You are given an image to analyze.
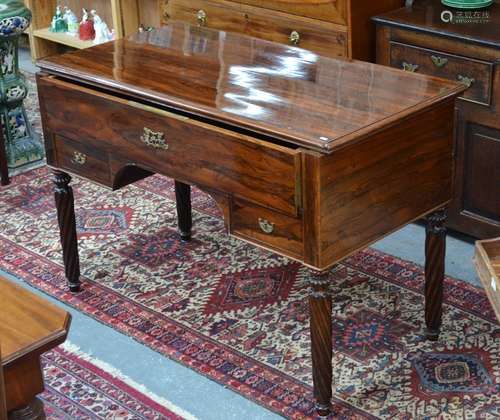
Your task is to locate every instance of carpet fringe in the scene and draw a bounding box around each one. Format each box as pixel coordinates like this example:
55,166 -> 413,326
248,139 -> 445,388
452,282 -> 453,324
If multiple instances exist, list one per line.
61,341 -> 199,420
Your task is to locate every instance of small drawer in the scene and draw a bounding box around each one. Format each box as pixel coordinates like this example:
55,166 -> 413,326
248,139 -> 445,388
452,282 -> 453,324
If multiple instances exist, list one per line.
231,198 -> 303,258
390,42 -> 494,106
53,135 -> 111,186
164,0 -> 348,58
244,8 -> 348,58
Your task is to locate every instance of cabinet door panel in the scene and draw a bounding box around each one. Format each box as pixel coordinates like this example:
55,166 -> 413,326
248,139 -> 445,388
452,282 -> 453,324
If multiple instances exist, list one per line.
463,124 -> 500,223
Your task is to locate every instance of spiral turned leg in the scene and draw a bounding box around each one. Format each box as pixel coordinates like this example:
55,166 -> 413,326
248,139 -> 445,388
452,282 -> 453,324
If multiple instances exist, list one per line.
53,171 -> 81,293
309,272 -> 332,418
175,181 -> 192,241
424,208 -> 446,341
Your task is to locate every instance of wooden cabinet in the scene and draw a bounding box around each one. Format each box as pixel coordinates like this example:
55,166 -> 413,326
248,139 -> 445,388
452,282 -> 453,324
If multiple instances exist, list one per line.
162,0 -> 404,60
374,0 -> 500,239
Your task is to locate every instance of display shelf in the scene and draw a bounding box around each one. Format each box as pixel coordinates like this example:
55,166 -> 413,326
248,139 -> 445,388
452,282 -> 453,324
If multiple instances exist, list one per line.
24,0 -> 162,60
32,27 -> 95,50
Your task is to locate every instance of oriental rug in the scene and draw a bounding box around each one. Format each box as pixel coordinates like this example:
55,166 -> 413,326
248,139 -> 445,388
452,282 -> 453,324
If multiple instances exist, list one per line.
41,344 -> 192,419
1,167 -> 498,419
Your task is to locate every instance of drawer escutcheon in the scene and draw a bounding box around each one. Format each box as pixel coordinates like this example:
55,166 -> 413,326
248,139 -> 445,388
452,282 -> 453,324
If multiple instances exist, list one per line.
289,31 -> 300,46
141,127 -> 169,150
71,151 -> 87,165
457,75 -> 475,88
197,9 -> 207,26
402,62 -> 419,72
430,55 -> 448,68
258,218 -> 275,234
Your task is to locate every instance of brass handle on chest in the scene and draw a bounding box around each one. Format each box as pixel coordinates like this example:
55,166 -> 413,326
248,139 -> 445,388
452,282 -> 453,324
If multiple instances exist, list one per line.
402,62 -> 419,72
71,151 -> 87,165
457,75 -> 475,88
141,127 -> 169,150
289,31 -> 300,45
430,55 -> 448,68
197,9 -> 207,26
258,218 -> 275,234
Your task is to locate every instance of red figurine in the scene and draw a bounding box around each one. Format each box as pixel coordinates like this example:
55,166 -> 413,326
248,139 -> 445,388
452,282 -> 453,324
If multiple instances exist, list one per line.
79,8 -> 95,41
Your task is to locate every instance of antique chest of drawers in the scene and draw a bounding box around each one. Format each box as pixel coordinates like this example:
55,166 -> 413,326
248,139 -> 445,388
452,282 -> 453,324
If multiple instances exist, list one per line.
374,0 -> 500,238
161,0 -> 404,60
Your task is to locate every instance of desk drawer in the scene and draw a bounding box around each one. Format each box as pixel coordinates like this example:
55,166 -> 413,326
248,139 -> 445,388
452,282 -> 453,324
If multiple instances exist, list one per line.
38,76 -> 301,215
390,42 -> 493,106
231,198 -> 303,258
54,135 -> 111,186
164,0 -> 348,58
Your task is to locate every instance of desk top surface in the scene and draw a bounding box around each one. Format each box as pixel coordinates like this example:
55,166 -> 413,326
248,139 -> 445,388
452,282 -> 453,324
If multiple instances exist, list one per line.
0,277 -> 71,365
38,22 -> 463,152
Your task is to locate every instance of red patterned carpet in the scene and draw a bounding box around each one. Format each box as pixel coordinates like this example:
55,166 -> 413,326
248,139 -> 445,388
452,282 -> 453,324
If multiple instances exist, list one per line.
41,345 -> 187,419
1,167 -> 499,419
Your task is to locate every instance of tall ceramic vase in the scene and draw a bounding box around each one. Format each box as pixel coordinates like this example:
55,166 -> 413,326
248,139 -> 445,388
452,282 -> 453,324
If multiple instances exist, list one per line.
0,0 -> 43,172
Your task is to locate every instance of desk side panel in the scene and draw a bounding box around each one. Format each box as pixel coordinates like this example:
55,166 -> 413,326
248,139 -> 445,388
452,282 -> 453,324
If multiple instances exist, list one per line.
318,100 -> 455,267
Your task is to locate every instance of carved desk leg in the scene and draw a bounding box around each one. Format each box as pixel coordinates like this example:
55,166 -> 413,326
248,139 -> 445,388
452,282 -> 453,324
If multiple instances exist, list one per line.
175,181 -> 192,241
309,272 -> 332,418
424,208 -> 446,341
53,171 -> 81,293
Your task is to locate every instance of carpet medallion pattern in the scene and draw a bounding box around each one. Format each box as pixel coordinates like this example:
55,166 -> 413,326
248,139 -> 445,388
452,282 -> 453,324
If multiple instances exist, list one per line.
1,167 -> 499,419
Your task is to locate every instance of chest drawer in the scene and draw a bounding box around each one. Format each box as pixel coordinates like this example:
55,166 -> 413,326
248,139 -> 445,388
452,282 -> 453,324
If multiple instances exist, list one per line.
38,76 -> 301,216
231,198 -> 303,258
390,42 -> 494,106
233,0 -> 348,25
164,0 -> 348,58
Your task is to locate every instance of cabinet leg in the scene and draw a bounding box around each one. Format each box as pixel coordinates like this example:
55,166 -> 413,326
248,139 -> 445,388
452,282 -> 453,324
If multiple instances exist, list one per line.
175,181 -> 192,241
8,397 -> 45,420
53,171 -> 81,293
424,208 -> 446,341
309,273 -> 332,418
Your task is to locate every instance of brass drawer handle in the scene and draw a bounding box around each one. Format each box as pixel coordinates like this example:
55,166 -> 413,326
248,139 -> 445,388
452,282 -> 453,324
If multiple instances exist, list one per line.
431,55 -> 448,68
289,30 -> 300,46
197,9 -> 207,26
402,62 -> 419,72
71,151 -> 87,165
258,218 -> 275,234
457,75 -> 475,88
141,127 -> 169,150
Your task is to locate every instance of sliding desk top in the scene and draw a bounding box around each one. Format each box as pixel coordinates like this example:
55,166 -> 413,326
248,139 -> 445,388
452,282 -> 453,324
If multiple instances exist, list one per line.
38,22 -> 463,153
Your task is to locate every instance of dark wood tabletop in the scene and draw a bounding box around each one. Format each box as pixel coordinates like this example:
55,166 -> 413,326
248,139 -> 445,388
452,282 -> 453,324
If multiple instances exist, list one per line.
372,0 -> 500,50
38,21 -> 462,153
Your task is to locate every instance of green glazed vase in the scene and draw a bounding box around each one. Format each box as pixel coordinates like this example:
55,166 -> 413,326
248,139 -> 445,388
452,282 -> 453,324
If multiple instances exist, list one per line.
441,0 -> 493,8
0,0 -> 43,171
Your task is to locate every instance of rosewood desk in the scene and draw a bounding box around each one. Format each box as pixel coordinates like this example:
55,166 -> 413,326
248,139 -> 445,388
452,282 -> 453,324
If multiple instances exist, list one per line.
36,23 -> 465,417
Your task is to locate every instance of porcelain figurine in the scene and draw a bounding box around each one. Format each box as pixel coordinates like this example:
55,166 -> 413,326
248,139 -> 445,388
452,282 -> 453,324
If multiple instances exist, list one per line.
49,5 -> 67,33
91,9 -> 114,44
64,7 -> 79,37
78,8 -> 95,41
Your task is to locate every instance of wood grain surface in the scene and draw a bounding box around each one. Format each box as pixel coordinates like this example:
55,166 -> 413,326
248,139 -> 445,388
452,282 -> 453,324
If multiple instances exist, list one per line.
37,21 -> 463,153
0,278 -> 71,364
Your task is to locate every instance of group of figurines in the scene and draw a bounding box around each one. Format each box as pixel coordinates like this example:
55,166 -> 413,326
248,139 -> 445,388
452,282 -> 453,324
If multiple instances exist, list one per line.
50,6 -> 114,45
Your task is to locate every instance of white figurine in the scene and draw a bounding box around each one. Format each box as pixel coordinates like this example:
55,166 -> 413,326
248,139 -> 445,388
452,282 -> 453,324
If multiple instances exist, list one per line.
64,7 -> 79,37
91,10 -> 114,44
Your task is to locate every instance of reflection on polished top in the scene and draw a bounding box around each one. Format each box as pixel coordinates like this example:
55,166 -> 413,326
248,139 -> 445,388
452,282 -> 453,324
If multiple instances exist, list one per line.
38,22 -> 463,152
